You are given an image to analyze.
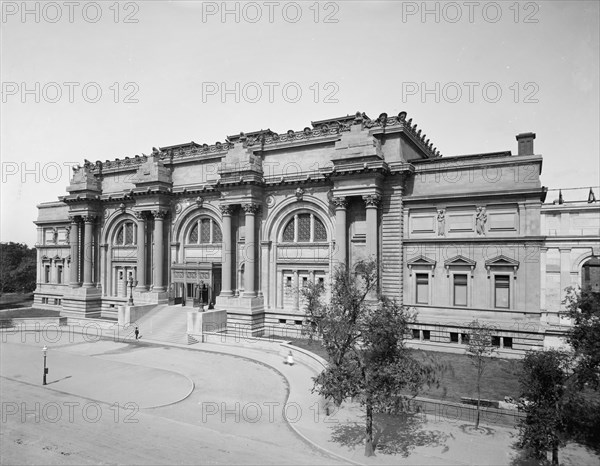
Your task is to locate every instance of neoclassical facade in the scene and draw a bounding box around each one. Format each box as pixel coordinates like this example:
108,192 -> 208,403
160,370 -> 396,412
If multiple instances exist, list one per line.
35,111 -> 559,353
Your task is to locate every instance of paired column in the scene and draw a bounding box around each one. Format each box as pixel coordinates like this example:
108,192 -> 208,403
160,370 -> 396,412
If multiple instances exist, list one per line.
82,215 -> 95,288
152,210 -> 167,292
219,205 -> 234,297
333,197 -> 348,267
363,194 -> 381,259
69,216 -> 80,287
135,211 -> 147,291
242,203 -> 260,298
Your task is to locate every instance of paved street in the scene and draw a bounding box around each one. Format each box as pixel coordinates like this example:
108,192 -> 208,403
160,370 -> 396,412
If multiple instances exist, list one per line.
1,330 -> 598,465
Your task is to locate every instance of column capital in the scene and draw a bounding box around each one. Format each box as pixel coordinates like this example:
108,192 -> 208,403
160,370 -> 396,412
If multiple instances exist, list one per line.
219,204 -> 236,216
332,196 -> 348,209
152,209 -> 168,219
242,203 -> 261,215
82,215 -> 96,223
363,194 -> 382,208
134,211 -> 147,220
68,215 -> 81,223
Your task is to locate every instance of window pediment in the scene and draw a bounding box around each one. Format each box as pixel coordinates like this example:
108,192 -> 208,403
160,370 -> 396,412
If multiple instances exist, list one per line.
444,255 -> 476,277
485,255 -> 519,278
407,255 -> 436,276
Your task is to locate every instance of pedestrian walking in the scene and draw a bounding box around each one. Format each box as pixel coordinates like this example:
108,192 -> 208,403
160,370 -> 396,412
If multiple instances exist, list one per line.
134,326 -> 139,340
286,350 -> 294,366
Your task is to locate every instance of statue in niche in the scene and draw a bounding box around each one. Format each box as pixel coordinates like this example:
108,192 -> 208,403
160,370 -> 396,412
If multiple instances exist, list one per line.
52,228 -> 59,243
437,209 -> 445,236
476,206 -> 487,236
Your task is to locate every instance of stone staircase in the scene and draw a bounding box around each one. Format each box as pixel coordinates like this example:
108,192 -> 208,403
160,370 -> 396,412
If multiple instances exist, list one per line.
133,304 -> 196,345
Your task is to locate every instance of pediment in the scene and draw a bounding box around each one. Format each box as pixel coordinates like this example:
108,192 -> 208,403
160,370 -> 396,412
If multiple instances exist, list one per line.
444,255 -> 476,267
485,255 -> 519,268
407,255 -> 436,266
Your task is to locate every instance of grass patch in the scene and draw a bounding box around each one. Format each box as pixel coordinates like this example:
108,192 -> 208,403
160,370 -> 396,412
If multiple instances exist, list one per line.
284,337 -> 521,403
0,307 -> 61,318
0,293 -> 34,310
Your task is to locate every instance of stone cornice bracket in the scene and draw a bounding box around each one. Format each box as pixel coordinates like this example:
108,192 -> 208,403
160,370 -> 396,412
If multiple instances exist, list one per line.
219,204 -> 236,216
152,210 -> 168,219
332,196 -> 348,209
363,194 -> 382,208
242,203 -> 261,215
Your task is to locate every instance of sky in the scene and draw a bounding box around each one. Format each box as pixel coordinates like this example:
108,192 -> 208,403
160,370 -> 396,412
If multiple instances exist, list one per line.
1,0 -> 599,246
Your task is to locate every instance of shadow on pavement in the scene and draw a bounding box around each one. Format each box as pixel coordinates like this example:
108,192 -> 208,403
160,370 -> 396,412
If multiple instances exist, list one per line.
329,412 -> 451,456
46,375 -> 72,385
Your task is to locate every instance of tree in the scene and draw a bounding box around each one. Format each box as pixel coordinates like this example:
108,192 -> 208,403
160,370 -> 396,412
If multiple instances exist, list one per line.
466,320 -> 496,430
302,259 -> 443,457
562,286 -> 600,390
517,350 -> 572,465
0,242 -> 37,295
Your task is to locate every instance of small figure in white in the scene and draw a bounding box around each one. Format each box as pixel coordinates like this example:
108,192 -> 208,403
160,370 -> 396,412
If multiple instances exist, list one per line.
286,350 -> 295,366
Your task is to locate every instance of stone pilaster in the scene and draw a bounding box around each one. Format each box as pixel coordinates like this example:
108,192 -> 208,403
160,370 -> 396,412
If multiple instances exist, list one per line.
333,197 -> 348,267
82,215 -> 95,288
135,211 -> 147,291
363,194 -> 381,260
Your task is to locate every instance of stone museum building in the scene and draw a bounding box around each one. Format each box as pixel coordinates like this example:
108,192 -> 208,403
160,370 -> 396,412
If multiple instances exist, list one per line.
33,111 -> 599,354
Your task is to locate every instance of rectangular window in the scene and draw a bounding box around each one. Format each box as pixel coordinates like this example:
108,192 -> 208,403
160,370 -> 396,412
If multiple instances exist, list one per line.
286,277 -> 292,287
494,275 -> 510,308
294,320 -> 303,326
302,277 -> 308,288
503,337 -> 513,349
415,273 -> 429,304
461,333 -> 470,345
44,265 -> 50,283
412,329 -> 420,340
279,319 -> 286,324
422,330 -> 431,340
491,336 -> 501,347
453,274 -> 468,306
57,265 -> 63,284
450,332 -> 459,343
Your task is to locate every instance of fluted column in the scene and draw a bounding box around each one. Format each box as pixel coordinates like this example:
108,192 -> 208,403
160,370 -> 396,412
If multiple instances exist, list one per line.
69,216 -> 80,287
333,197 -> 348,267
220,205 -> 234,297
242,203 -> 260,298
152,210 -> 167,292
363,194 -> 381,260
135,211 -> 147,291
82,215 -> 95,287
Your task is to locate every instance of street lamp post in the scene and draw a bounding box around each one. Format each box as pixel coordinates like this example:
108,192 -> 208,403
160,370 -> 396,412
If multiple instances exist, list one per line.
128,276 -> 138,305
42,345 -> 48,385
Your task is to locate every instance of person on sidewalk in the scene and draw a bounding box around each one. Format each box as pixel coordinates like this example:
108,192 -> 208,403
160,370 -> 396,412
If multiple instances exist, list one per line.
286,350 -> 294,366
134,326 -> 140,340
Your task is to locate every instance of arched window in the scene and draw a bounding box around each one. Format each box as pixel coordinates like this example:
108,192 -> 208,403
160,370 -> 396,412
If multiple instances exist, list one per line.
582,256 -> 600,292
187,218 -> 222,244
114,221 -> 136,246
282,213 -> 327,243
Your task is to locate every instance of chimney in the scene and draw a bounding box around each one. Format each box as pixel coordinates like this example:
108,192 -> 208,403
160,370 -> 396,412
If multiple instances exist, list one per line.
516,132 -> 536,155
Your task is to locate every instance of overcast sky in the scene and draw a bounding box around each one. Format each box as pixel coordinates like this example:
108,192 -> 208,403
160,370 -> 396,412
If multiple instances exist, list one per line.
1,0 -> 599,246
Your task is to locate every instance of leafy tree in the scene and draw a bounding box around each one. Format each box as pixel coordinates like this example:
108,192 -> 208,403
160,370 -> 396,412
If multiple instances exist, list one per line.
517,350 -> 572,465
302,259 -> 443,457
0,242 -> 37,294
466,320 -> 496,430
562,286 -> 600,390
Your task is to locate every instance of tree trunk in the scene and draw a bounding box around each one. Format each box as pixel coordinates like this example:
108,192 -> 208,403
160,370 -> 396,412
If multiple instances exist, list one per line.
475,371 -> 481,430
552,441 -> 559,465
364,403 -> 375,457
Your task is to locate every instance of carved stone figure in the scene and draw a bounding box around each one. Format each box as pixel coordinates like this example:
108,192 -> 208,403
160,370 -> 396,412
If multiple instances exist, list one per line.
437,209 -> 445,236
476,206 -> 487,236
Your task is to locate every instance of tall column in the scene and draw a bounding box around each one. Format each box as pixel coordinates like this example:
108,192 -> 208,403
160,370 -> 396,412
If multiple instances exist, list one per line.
333,197 -> 348,268
82,215 -> 95,287
363,194 -> 381,260
220,205 -> 234,297
69,216 -> 80,287
152,210 -> 167,292
135,211 -> 147,291
242,203 -> 260,298
293,269 -> 299,311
